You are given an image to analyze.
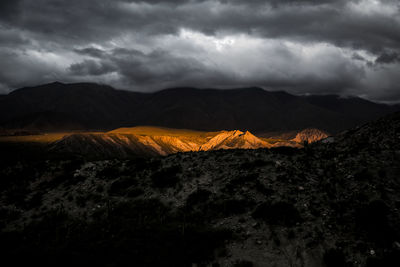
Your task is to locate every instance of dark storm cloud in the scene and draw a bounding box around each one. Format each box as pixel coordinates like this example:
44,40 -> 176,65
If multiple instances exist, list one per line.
67,43 -> 365,96
70,47 -> 228,88
0,0 -> 22,23
69,60 -> 117,76
0,0 -> 399,101
74,48 -> 107,58
4,0 -> 398,52
375,51 -> 400,64
0,27 -> 30,46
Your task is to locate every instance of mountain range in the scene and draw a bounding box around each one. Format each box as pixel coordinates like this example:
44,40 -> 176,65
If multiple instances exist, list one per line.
2,110 -> 400,266
1,82 -> 398,133
48,127 -> 327,158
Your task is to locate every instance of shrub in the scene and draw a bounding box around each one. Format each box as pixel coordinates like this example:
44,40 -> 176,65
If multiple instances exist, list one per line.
23,191 -> 44,209
108,176 -> 138,196
270,146 -> 298,156
353,168 -> 375,181
126,158 -> 161,172
97,165 -> 122,180
224,173 -> 258,193
233,260 -> 253,267
4,184 -> 30,207
323,248 -> 346,267
355,200 -> 395,244
240,159 -> 271,170
126,187 -> 144,198
213,198 -> 255,217
75,195 -> 88,207
62,159 -> 84,174
63,174 -> 86,186
186,193 -> 255,219
95,184 -> 104,193
186,189 -> 212,207
252,201 -> 302,226
366,250 -> 400,267
0,197 -> 233,267
0,207 -> 20,229
151,165 -> 181,188
254,179 -> 274,195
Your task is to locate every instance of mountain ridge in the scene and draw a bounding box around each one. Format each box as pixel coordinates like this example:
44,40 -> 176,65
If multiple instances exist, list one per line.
48,126 -> 329,158
1,82 -> 398,133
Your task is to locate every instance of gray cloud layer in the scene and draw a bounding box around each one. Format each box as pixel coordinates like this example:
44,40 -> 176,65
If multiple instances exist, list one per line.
0,0 -> 399,102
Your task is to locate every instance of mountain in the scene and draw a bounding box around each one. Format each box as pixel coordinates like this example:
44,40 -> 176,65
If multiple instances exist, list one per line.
0,82 -> 147,130
199,130 -> 270,151
48,126 -> 330,158
302,94 -> 397,120
51,132 -> 208,158
1,111 -> 86,131
326,111 -> 400,152
49,128 -> 269,158
1,82 -> 398,133
291,128 -> 330,143
2,112 -> 400,267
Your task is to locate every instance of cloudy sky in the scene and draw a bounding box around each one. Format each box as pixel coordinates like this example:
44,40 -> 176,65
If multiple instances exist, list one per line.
0,0 -> 399,102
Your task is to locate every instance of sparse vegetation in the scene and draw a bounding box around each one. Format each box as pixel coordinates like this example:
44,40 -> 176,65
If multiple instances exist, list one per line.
252,201 -> 302,226
1,113 -> 400,266
323,248 -> 347,267
240,159 -> 271,169
108,176 -> 138,196
151,165 -> 181,188
233,260 -> 254,267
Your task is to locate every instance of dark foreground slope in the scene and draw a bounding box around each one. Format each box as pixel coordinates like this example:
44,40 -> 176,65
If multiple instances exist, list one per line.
1,82 -> 398,133
0,113 -> 400,266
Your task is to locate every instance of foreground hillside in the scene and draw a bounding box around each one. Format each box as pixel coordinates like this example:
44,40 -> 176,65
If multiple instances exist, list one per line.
1,82 -> 398,133
0,113 -> 400,266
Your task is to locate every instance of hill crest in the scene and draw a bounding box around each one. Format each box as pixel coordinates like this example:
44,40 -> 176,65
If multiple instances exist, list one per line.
1,82 -> 398,133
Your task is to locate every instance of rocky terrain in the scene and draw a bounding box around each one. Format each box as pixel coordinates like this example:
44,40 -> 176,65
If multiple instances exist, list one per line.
199,130 -> 270,151
0,113 -> 400,266
292,129 -> 330,144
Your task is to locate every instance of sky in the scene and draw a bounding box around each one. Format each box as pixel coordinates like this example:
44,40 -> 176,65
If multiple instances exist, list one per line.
0,0 -> 399,102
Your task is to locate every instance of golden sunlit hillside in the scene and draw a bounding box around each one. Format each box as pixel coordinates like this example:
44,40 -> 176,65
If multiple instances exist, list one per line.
109,126 -> 218,137
0,127 -> 328,155
0,127 -> 219,144
0,132 -> 73,143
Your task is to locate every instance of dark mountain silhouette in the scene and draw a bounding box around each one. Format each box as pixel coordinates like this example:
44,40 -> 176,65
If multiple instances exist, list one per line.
0,82 -> 398,133
0,82 -> 147,130
1,111 -> 86,131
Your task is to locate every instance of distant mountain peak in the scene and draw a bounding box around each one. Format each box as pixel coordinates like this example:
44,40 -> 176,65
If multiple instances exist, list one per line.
200,130 -> 270,151
50,81 -> 65,85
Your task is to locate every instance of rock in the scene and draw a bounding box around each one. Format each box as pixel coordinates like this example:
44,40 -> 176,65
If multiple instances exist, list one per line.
292,128 -> 329,143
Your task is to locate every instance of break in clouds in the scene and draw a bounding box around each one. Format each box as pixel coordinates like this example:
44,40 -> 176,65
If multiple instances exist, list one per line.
0,0 -> 399,102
